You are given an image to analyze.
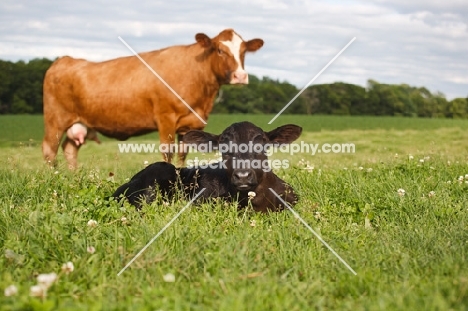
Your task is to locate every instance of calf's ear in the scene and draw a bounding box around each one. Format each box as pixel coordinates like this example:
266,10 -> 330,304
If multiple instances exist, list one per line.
266,124 -> 302,144
195,33 -> 212,48
183,130 -> 219,148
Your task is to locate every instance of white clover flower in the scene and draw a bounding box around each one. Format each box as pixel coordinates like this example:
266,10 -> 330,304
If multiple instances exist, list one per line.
408,155 -> 414,160
121,216 -> 128,225
314,212 -> 321,219
358,166 -> 364,170
428,191 -> 435,198
61,261 -> 74,274
248,191 -> 256,199
424,156 -> 430,161
37,273 -> 57,289
30,285 -> 45,298
87,219 -> 98,228
5,249 -> 16,260
163,273 -> 175,283
4,285 -> 18,297
366,168 -> 373,173
397,188 -> 406,197
419,159 -> 424,163
143,160 -> 149,166
465,174 -> 468,179
87,246 -> 96,254
394,153 -> 399,158
250,219 -> 256,227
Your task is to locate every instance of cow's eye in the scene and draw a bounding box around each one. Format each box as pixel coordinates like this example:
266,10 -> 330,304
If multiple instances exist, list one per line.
217,48 -> 224,56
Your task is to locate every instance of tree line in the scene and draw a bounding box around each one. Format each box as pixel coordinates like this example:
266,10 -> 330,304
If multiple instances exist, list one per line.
1,58 -> 467,118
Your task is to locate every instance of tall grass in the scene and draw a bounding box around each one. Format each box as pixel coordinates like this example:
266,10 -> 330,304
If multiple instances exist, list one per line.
0,115 -> 467,310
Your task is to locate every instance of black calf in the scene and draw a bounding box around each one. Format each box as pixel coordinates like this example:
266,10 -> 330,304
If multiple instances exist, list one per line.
111,122 -> 302,212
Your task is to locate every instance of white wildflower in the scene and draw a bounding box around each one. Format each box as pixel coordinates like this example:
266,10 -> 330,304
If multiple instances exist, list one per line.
366,168 -> 373,173
61,261 -> 74,274
250,219 -> 256,227
428,191 -> 435,198
87,219 -> 98,228
163,273 -> 175,283
37,273 -> 57,289
408,155 -> 414,160
87,246 -> 96,254
4,285 -> 18,297
358,166 -> 364,170
30,285 -> 45,298
397,188 -> 406,197
143,160 -> 149,166
5,249 -> 16,260
248,191 -> 256,199
121,216 -> 128,225
419,159 -> 424,163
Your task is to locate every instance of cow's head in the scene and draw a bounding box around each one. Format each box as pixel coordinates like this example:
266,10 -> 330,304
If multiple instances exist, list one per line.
195,29 -> 264,84
184,122 -> 302,191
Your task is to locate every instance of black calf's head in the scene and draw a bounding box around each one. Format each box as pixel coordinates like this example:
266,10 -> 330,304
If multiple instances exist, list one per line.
183,122 -> 302,191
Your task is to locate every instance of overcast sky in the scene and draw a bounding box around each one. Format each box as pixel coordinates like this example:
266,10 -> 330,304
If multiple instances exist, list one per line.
1,0 -> 467,99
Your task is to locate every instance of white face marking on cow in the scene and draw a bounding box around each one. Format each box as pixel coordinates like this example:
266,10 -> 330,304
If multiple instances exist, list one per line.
220,32 -> 244,72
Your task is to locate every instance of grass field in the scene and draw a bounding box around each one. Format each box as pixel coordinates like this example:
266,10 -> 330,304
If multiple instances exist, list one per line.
1,114 -> 468,310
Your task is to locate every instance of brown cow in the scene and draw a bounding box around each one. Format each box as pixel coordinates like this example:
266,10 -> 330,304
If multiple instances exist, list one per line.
42,29 -> 264,169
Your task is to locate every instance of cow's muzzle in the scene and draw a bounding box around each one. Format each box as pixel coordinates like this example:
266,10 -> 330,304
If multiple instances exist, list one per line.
230,70 -> 248,84
231,169 -> 257,190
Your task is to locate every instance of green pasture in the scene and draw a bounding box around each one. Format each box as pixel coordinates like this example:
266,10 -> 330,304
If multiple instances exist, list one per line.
0,114 -> 467,310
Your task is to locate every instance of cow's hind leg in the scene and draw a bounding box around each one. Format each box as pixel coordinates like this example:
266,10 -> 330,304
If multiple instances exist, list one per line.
62,138 -> 80,170
42,127 -> 64,167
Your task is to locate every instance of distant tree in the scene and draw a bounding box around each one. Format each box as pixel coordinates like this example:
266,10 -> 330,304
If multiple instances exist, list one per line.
446,98 -> 468,119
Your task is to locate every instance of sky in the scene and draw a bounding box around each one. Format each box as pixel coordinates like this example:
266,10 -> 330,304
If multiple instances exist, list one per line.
1,0 -> 467,100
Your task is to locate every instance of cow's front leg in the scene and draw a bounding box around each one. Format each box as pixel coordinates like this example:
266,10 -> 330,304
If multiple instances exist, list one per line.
159,129 -> 176,164
177,133 -> 187,167
62,137 -> 81,170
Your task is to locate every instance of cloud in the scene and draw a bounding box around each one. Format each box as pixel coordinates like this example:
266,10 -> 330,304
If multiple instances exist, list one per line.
0,0 -> 466,99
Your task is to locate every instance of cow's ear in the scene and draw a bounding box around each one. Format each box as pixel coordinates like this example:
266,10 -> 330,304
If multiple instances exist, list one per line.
183,130 -> 219,148
245,39 -> 264,52
266,124 -> 302,144
195,33 -> 212,48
